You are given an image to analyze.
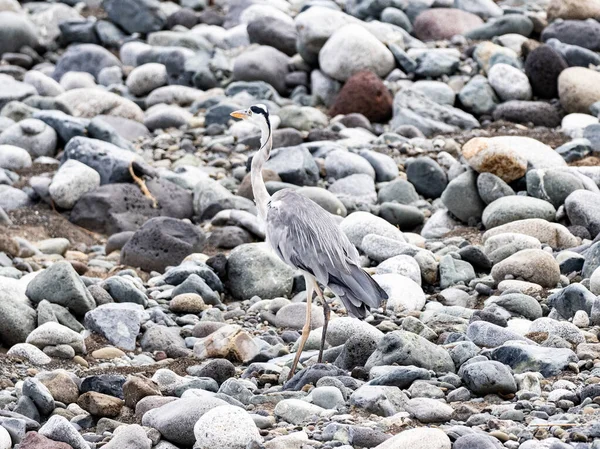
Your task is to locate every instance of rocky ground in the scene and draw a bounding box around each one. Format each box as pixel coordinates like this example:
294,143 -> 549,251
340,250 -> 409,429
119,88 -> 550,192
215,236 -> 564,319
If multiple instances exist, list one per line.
1,0 -> 600,448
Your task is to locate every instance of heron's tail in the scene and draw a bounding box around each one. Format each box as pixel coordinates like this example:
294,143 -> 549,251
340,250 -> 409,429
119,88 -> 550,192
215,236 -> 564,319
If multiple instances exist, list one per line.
328,263 -> 388,319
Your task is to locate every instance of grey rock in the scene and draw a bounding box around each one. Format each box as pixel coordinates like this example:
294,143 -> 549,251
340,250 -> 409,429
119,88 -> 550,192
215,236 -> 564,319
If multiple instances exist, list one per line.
101,276 -> 147,306
52,44 -> 122,82
22,378 -> 55,416
378,178 -> 418,205
26,261 -> 95,317
274,399 -> 326,423
103,0 -> 166,34
0,145 -> 31,170
227,243 -> 295,300
486,293 -> 542,320
0,286 -> 36,346
406,157 -> 447,199
49,159 -> 101,209
39,415 -> 90,449
415,52 -> 459,78
126,63 -> 168,97
365,330 -> 455,374
466,321 -> 529,348
392,88 -> 480,137
454,434 -> 503,449
84,303 -> 144,351
542,19 -> 600,52
379,203 -> 425,229
325,150 -> 375,180
442,170 -> 485,224
0,75 -> 37,110
121,217 -> 205,273
477,172 -> 515,205
32,110 -> 89,143
62,137 -> 140,185
0,12 -> 39,56
264,145 -> 319,186
482,196 -> 557,229
405,398 -> 453,423
0,118 -> 58,158
459,75 -> 499,116
23,71 -> 64,97
193,405 -> 261,449
144,106 -> 192,131
465,14 -> 533,40
349,385 -> 407,417
368,366 -> 431,388
141,325 -> 186,354
340,211 -> 405,251
103,424 -> 152,449
565,190 -> 600,239
439,255 -> 476,288
527,169 -> 586,208
488,63 -> 532,101
460,360 -> 517,395
491,343 -> 577,377
0,185 -> 31,211
329,174 -> 377,210
233,46 -> 289,95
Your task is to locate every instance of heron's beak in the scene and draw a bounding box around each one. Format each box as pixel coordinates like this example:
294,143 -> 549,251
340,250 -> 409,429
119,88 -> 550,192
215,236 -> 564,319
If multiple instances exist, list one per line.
230,110 -> 249,120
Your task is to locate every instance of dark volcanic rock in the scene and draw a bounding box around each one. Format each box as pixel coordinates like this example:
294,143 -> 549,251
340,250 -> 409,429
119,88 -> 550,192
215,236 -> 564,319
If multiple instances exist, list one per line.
70,179 -> 193,235
330,71 -> 393,123
247,16 -> 298,57
524,44 -> 568,99
283,364 -> 347,391
492,101 -> 562,127
121,217 -> 206,273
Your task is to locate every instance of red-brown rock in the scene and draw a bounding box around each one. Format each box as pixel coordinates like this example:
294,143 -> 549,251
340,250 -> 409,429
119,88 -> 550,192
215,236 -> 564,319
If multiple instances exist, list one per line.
19,432 -> 74,449
413,8 -> 483,41
329,71 -> 393,123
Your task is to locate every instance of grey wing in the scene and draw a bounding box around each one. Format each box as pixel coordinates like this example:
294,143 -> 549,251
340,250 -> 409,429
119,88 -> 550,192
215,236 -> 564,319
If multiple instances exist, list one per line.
266,190 -> 387,318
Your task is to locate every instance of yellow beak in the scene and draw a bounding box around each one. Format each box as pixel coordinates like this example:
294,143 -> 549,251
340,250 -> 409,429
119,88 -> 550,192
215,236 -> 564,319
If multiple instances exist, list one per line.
230,110 -> 249,119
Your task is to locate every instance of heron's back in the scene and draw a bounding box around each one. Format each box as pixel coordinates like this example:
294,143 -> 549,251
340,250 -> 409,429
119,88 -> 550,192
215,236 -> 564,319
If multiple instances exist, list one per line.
265,189 -> 387,318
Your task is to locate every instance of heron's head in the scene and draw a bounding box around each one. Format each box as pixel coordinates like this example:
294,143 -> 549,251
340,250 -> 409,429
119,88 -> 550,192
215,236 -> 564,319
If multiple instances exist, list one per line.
230,104 -> 270,127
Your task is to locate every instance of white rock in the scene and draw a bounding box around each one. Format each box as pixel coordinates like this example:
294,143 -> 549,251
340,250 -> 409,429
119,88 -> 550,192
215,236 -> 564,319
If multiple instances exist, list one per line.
573,310 -> 590,328
340,211 -> 405,251
0,144 -> 32,170
374,427 -> 451,449
193,405 -> 262,449
372,273 -> 426,312
0,426 -> 10,449
319,24 -> 394,82
49,159 -> 101,209
274,399 -> 326,424
23,70 -> 65,97
326,316 -> 383,346
126,63 -> 168,97
376,255 -> 422,286
561,113 -> 598,138
488,63 -> 532,101
591,267 -> 600,295
7,343 -> 52,365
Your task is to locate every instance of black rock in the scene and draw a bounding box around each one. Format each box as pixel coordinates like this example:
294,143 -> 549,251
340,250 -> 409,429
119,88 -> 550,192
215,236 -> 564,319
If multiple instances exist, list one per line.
470,309 -> 508,327
95,20 -> 127,48
247,16 -> 298,57
559,257 -> 585,275
206,253 -> 228,281
492,101 -> 562,128
581,384 -> 600,402
406,157 -> 447,199
542,19 -> 600,52
121,217 -> 205,273
458,245 -> 492,271
80,375 -> 127,399
59,20 -> 99,46
51,44 -> 121,81
70,179 -> 193,235
283,364 -> 346,391
273,128 -> 304,149
525,45 -> 567,99
88,117 -> 134,151
103,0 -> 167,34
188,359 -> 236,385
162,264 -> 223,292
334,333 -> 379,370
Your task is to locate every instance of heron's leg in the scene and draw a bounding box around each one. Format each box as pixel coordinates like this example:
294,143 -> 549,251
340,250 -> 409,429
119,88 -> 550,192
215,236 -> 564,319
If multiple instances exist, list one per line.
314,282 -> 330,364
288,279 -> 314,380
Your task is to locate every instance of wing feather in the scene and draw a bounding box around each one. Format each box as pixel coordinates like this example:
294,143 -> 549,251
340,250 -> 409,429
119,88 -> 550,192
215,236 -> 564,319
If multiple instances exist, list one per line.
265,189 -> 387,318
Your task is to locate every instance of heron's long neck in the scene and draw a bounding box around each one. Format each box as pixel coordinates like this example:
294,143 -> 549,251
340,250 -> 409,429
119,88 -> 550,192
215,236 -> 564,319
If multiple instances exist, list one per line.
251,120 -> 272,222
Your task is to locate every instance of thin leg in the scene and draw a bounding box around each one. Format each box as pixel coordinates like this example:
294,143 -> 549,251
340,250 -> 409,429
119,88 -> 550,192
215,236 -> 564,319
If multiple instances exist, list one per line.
288,280 -> 313,380
314,283 -> 330,364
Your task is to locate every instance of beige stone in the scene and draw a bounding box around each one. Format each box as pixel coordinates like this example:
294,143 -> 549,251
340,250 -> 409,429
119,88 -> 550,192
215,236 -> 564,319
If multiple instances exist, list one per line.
57,88 -> 144,121
462,137 -> 527,182
483,218 -> 579,249
547,0 -> 600,21
77,392 -> 124,417
92,347 -> 126,359
491,249 -> 560,288
558,67 -> 600,113
169,293 -> 208,314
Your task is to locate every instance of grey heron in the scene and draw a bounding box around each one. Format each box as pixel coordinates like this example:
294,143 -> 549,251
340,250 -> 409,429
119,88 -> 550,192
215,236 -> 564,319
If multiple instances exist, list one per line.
231,104 -> 388,379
